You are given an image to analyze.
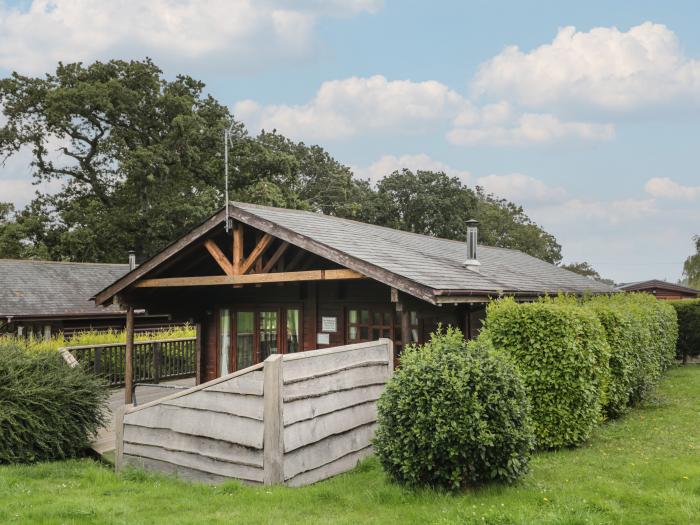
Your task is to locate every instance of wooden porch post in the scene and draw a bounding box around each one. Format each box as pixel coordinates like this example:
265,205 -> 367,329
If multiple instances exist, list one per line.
124,306 -> 135,404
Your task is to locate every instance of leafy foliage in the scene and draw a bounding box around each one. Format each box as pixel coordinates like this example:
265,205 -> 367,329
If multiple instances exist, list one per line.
374,328 -> 534,489
682,235 -> 700,289
560,261 -> 615,285
0,341 -> 108,463
0,324 -> 195,353
481,297 -> 611,449
668,299 -> 700,362
0,59 -> 562,265
585,294 -> 677,416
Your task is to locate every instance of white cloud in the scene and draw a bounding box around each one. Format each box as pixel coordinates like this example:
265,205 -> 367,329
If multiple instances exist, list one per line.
532,197 -> 657,226
352,153 -> 470,184
236,75 -> 466,140
644,177 -> 700,200
0,0 -> 381,74
448,110 -> 614,146
476,173 -> 566,203
472,22 -> 700,112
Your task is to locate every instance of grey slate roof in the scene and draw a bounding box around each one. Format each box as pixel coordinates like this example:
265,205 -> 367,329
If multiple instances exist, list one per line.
0,259 -> 129,318
616,279 -> 700,295
232,202 -> 613,296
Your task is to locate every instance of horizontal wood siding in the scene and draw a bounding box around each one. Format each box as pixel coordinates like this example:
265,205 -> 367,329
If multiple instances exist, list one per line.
119,363 -> 265,484
279,339 -> 393,485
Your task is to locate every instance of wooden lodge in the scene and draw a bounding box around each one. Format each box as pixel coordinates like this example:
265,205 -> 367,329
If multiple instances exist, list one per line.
94,202 -> 612,391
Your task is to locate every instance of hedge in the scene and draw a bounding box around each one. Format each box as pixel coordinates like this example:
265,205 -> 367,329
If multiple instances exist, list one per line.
668,299 -> 700,363
0,342 -> 108,463
586,294 -> 677,416
374,328 -> 534,489
481,297 -> 611,449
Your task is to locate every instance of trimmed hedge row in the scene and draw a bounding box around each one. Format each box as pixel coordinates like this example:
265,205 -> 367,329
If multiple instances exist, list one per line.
668,299 -> 700,362
481,297 -> 610,449
374,328 -> 534,489
0,342 -> 108,463
481,294 -> 677,449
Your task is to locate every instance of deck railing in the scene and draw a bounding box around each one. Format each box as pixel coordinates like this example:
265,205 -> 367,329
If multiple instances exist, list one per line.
61,337 -> 196,387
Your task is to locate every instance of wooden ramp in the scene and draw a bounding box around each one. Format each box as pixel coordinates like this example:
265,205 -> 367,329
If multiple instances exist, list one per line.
93,378 -> 195,455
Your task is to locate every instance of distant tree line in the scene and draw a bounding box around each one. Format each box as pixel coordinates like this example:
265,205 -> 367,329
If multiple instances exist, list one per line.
0,59 -> 561,264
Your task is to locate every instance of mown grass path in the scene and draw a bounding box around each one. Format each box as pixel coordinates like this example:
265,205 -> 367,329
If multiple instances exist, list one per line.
1,366 -> 699,524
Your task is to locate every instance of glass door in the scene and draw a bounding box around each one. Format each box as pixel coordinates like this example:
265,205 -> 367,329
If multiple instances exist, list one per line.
236,311 -> 255,370
259,311 -> 278,361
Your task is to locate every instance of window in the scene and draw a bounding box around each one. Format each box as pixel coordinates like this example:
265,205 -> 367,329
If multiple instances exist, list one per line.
348,308 -> 392,342
286,309 -> 301,353
394,310 -> 420,356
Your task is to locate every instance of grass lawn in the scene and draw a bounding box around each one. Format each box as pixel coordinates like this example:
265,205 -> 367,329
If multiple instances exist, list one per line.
1,367 -> 699,525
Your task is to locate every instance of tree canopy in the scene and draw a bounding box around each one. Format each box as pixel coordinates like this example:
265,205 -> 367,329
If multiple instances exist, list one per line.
560,261 -> 614,285
682,235 -> 700,289
0,59 -> 562,265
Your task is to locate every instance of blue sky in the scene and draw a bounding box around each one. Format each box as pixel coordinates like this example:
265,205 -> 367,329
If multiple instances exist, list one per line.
0,0 -> 699,283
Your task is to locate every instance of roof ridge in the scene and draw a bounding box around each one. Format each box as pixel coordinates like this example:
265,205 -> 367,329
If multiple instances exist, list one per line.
0,258 -> 129,267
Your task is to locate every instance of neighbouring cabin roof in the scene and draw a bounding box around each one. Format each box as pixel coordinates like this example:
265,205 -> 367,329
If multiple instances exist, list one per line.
94,202 -> 613,307
0,259 -> 129,319
616,279 -> 700,296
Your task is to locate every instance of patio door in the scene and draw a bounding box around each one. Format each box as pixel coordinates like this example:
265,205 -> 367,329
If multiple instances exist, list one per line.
218,307 -> 300,375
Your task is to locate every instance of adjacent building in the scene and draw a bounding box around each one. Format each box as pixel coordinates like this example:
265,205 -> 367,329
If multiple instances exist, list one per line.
616,279 -> 700,300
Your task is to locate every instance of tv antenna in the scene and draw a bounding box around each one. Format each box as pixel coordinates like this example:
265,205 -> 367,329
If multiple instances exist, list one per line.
223,121 -> 236,233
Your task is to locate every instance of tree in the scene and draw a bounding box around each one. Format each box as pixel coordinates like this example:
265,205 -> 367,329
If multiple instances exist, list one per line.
560,261 -> 614,285
365,169 -> 562,263
0,59 -> 233,262
682,235 -> 700,289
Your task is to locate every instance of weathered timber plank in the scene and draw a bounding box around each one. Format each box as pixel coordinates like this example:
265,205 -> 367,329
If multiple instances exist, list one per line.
285,446 -> 373,487
133,269 -> 364,288
263,355 -> 284,485
127,364 -> 263,414
123,442 -> 264,482
121,454 -> 263,485
283,401 -> 378,453
204,239 -> 235,276
162,390 -> 263,421
283,384 -> 385,425
205,371 -> 264,396
283,364 -> 388,402
284,423 -> 376,479
262,241 -> 289,273
124,425 -> 263,467
282,342 -> 389,383
125,404 -> 264,449
239,233 -> 272,275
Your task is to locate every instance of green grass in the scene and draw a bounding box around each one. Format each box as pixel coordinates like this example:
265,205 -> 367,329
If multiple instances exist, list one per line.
1,367 -> 699,524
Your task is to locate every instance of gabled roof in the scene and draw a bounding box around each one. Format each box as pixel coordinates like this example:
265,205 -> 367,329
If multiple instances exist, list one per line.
95,202 -> 613,306
0,259 -> 129,319
616,279 -> 700,295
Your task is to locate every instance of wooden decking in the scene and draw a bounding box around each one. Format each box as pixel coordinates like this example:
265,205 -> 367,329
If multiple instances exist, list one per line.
93,378 -> 195,454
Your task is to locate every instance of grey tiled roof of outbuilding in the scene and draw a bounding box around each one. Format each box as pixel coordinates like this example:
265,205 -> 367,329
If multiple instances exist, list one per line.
233,202 -> 614,295
0,259 -> 129,317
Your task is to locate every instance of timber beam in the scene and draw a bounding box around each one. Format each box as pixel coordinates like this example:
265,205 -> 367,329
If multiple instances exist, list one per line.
203,239 -> 235,276
134,269 -> 365,288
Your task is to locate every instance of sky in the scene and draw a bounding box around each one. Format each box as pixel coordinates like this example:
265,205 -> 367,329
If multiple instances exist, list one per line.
0,0 -> 699,283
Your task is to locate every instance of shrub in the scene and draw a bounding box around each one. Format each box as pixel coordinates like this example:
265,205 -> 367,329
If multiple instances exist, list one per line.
481,297 -> 610,449
669,299 -> 700,362
586,298 -> 636,419
0,342 -> 108,463
374,328 -> 534,490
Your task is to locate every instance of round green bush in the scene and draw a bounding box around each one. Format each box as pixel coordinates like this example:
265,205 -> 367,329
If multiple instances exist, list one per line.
0,342 -> 108,463
374,328 -> 534,490
482,297 -> 610,449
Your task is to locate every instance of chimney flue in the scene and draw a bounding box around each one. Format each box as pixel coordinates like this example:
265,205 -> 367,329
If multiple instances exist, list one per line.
463,219 -> 481,271
128,250 -> 136,271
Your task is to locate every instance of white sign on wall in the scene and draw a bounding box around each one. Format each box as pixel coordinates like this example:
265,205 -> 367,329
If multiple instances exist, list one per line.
316,333 -> 330,345
321,316 -> 337,332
